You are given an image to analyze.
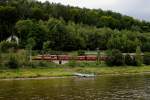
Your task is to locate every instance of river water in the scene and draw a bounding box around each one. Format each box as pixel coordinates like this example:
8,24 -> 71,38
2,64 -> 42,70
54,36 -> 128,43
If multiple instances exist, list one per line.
0,74 -> 150,100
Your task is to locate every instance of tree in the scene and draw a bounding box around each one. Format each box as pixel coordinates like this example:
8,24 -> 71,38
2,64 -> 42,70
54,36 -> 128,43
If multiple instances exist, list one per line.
31,7 -> 48,20
0,41 -> 18,53
142,42 -> 150,52
135,46 -> 143,66
15,19 -> 34,47
96,48 -> 101,64
0,6 -> 18,40
143,53 -> 150,65
106,49 -> 124,66
26,38 -> 35,62
6,54 -> 19,69
0,0 -> 150,52
16,20 -> 48,49
43,41 -> 51,53
0,44 -> 2,65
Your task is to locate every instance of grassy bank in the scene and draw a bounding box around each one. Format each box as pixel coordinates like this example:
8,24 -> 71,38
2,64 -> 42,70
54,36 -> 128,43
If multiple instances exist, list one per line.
0,66 -> 150,79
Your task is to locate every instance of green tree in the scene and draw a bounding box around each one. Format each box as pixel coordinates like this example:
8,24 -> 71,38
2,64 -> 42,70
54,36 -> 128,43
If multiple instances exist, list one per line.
142,42 -> 150,52
15,19 -> 34,47
0,41 -> 18,53
106,49 -> 124,66
31,7 -> 48,20
135,46 -> 143,66
0,6 -> 18,40
97,48 -> 101,64
16,20 -> 48,49
43,41 -> 51,53
143,52 -> 150,65
0,45 -> 2,65
26,38 -> 35,62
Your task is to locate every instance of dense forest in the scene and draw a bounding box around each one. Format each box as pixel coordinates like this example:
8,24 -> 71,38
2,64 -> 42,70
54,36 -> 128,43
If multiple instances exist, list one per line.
0,0 -> 150,52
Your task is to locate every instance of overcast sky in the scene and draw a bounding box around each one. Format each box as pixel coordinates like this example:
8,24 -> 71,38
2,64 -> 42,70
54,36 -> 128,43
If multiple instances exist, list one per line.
38,0 -> 150,21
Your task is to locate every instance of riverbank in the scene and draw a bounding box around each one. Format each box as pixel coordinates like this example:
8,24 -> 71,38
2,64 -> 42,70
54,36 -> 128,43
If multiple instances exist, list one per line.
0,66 -> 150,79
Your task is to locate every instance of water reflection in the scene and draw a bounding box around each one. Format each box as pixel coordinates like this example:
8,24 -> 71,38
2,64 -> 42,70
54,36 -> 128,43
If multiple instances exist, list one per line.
0,74 -> 150,100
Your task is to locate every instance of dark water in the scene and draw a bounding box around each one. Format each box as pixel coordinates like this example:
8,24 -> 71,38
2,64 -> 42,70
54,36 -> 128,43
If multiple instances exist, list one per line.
0,74 -> 150,100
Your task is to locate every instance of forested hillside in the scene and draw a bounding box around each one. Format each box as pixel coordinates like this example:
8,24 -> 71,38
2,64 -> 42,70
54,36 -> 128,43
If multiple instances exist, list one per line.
0,0 -> 150,52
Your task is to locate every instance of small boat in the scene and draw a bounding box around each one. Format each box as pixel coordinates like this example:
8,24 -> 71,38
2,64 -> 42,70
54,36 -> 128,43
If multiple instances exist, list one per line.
74,73 -> 95,77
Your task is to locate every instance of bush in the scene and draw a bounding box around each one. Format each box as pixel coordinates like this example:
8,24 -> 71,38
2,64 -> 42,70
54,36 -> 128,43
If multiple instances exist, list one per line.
0,49 -> 1,62
143,53 -> 150,65
5,55 -> 19,69
106,49 -> 124,66
135,46 -> 143,66
0,41 -> 18,53
78,50 -> 85,56
67,60 -> 77,67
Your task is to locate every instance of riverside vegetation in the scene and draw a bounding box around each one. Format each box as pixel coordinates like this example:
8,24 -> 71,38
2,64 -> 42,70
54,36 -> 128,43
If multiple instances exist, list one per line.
0,0 -> 150,79
0,46 -> 150,79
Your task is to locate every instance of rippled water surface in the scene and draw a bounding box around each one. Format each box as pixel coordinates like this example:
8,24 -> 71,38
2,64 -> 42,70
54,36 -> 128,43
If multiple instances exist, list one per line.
0,74 -> 150,100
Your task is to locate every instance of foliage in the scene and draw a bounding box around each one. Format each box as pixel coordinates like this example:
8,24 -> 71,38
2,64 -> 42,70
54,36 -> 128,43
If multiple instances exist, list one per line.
107,31 -> 141,52
26,38 -> 36,50
0,49 -> 1,59
28,61 -> 59,68
135,46 -> 143,66
0,41 -> 18,53
14,17 -> 150,52
26,38 -> 36,62
142,40 -> 150,52
0,0 -> 149,52
106,49 -> 124,66
43,41 -> 51,52
78,50 -> 85,56
143,52 -> 150,65
5,54 -> 19,69
67,56 -> 78,67
0,5 -> 18,41
67,60 -> 77,67
72,61 -> 105,67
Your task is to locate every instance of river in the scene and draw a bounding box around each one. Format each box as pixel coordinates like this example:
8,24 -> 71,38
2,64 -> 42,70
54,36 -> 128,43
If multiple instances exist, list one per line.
0,74 -> 150,100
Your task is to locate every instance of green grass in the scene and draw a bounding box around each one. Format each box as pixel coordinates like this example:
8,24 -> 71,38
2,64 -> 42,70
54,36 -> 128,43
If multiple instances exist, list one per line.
0,68 -> 73,79
0,66 -> 150,79
72,66 -> 150,75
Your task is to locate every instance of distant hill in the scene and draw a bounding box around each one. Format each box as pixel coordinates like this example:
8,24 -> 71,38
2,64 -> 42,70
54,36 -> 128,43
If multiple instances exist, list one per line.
1,0 -> 150,32
0,0 -> 150,51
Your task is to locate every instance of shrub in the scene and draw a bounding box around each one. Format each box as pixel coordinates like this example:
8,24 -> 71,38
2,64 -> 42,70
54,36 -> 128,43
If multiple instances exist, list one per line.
32,61 -> 57,68
143,53 -> 150,65
67,60 -> 77,67
0,41 -> 18,53
0,49 -> 1,62
135,46 -> 143,66
78,50 -> 85,56
5,55 -> 19,69
106,49 -> 124,66
77,61 -> 103,67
